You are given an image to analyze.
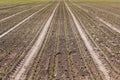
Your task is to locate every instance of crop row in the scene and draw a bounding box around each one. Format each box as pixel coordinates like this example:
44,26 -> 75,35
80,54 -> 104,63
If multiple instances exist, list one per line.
79,4 -> 120,30
0,3 -> 50,35
67,2 -> 104,80
22,1 -> 105,80
70,2 -> 120,80
1,1 -> 120,80
0,2 -> 57,79
0,2 -> 43,20
87,3 -> 120,15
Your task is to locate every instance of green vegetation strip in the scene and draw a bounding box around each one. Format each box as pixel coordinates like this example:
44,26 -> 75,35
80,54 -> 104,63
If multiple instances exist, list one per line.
49,7 -> 59,80
63,3 -> 75,80
0,0 -> 54,3
71,0 -> 120,2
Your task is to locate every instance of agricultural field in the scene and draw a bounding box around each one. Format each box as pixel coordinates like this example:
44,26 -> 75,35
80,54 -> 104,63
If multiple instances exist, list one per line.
0,0 -> 120,80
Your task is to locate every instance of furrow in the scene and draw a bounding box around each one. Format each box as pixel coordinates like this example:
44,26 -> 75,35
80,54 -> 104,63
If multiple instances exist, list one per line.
0,3 -> 51,38
0,3 -> 42,22
72,3 -> 120,76
65,1 -> 110,80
